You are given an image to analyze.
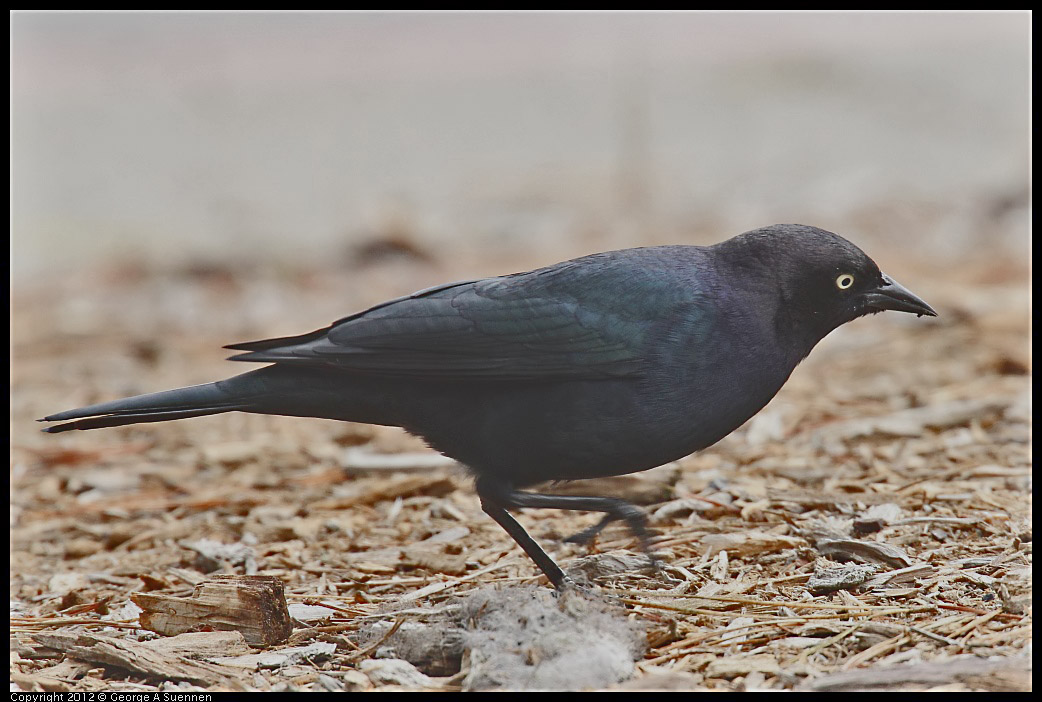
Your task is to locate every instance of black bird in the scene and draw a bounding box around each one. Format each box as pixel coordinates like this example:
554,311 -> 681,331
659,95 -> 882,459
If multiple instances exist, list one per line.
41,224 -> 936,589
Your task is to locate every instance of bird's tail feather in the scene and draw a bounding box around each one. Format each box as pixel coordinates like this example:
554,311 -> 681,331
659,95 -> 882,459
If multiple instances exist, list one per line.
39,365 -> 393,433
39,380 -> 249,433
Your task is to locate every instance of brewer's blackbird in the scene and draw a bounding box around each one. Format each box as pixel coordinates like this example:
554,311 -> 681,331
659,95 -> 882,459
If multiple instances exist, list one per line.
41,224 -> 936,589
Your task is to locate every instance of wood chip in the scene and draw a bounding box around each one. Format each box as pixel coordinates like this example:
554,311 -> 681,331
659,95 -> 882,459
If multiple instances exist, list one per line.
31,631 -> 241,688
808,563 -> 877,595
862,563 -> 935,590
815,539 -> 914,568
312,474 -> 456,509
800,656 -> 1031,691
705,654 -> 781,679
142,630 -> 251,659
702,531 -> 804,557
399,546 -> 469,576
211,642 -> 337,670
359,658 -> 436,689
132,574 -> 293,646
811,397 -> 1012,442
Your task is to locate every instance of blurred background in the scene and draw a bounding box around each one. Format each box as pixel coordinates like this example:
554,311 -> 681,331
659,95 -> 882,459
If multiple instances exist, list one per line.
11,11 -> 1031,412
11,12 -> 1029,280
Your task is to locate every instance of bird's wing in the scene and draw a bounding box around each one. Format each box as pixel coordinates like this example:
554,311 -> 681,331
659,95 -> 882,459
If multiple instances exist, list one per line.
224,269 -> 653,381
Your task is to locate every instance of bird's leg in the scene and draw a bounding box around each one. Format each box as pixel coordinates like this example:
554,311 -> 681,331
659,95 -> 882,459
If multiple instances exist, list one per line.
562,514 -> 616,546
515,493 -> 655,565
477,479 -> 658,580
478,488 -> 571,590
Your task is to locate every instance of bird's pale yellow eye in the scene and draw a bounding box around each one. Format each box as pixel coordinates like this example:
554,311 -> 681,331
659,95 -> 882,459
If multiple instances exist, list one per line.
836,273 -> 855,290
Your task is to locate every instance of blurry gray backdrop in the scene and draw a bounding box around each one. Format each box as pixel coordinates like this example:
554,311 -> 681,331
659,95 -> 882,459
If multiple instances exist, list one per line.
11,12 -> 1029,279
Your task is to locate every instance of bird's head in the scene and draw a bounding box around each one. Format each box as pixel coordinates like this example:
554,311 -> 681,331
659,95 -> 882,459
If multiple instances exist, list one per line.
717,224 -> 937,347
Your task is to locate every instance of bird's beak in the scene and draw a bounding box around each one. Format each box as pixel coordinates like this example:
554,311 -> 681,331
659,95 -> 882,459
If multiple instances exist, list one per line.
863,274 -> 937,317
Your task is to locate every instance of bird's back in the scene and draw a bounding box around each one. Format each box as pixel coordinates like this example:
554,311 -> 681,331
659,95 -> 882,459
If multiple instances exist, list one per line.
278,245 -> 798,485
